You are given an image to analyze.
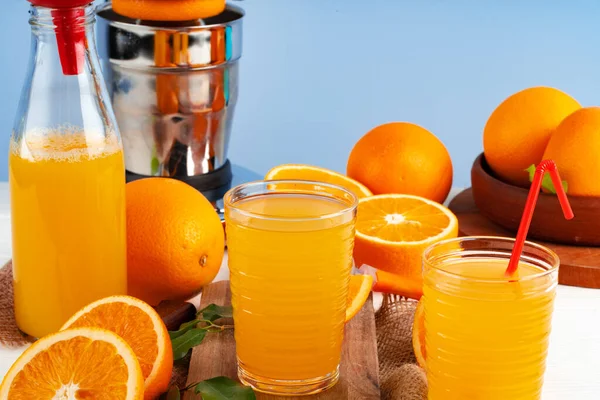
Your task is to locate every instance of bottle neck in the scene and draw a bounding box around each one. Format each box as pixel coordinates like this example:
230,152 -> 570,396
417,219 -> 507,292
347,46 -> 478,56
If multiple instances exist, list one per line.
30,4 -> 96,75
13,4 -> 118,140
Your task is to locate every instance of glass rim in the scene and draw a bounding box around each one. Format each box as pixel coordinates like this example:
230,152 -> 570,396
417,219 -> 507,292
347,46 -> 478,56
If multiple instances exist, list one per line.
422,236 -> 560,283
223,179 -> 359,222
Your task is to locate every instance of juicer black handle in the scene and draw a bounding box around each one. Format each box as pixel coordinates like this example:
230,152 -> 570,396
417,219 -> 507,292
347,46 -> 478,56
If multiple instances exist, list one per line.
125,160 -> 233,203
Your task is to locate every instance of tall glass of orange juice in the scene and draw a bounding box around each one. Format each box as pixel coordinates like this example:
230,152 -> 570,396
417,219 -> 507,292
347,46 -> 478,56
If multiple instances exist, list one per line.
10,3 -> 127,338
422,236 -> 559,400
224,180 -> 358,395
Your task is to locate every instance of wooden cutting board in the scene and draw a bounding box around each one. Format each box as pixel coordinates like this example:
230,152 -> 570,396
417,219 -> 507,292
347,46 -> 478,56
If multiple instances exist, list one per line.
183,281 -> 381,399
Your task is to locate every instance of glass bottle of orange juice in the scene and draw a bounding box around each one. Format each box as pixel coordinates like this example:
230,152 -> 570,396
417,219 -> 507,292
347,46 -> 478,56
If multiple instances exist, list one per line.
9,0 -> 127,338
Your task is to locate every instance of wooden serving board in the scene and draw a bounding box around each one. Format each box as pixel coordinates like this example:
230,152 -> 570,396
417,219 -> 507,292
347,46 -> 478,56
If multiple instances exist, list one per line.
183,281 -> 381,400
449,188 -> 600,289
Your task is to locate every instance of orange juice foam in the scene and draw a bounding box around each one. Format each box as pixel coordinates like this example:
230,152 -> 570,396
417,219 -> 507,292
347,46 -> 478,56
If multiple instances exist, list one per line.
10,130 -> 127,338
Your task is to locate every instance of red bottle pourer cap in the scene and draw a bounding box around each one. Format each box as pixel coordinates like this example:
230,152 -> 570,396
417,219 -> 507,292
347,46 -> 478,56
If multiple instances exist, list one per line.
29,0 -> 91,75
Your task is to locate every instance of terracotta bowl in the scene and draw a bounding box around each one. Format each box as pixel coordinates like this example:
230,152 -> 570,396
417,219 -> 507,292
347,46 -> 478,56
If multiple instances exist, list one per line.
471,153 -> 600,246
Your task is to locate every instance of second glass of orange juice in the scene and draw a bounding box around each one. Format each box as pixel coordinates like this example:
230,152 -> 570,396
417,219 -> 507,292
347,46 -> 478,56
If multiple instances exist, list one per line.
224,180 -> 358,395
422,236 -> 559,400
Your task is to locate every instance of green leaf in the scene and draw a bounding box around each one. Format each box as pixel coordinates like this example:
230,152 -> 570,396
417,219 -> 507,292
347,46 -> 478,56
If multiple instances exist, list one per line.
525,164 -> 536,183
166,386 -> 181,400
151,146 -> 160,176
169,319 -> 200,340
151,156 -> 160,176
171,328 -> 206,360
199,304 -> 233,322
525,164 -> 568,194
194,377 -> 256,400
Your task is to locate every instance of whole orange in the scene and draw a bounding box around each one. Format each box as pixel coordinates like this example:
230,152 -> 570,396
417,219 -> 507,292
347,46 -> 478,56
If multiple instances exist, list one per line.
347,122 -> 453,204
126,178 -> 224,306
483,86 -> 580,187
543,107 -> 600,196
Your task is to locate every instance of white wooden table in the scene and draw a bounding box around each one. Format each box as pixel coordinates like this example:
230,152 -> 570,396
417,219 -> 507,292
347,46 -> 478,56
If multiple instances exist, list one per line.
0,185 -> 599,399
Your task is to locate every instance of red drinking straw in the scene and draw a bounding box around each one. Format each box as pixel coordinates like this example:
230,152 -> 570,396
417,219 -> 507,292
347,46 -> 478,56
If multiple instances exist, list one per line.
505,160 -> 574,276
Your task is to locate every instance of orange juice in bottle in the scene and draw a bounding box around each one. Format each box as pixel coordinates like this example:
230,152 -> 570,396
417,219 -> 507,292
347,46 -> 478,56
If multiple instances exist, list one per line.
10,1 -> 126,338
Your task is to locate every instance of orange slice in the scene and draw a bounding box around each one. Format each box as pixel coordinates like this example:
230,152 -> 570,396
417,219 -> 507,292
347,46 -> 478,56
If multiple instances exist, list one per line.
412,299 -> 426,368
354,194 -> 458,297
0,327 -> 143,400
265,164 -> 373,199
61,296 -> 172,400
346,275 -> 374,322
372,269 -> 423,300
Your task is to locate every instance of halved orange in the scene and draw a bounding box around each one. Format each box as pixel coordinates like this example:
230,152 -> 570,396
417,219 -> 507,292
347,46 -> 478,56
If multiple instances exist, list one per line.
0,327 -> 144,399
354,194 -> 458,297
265,164 -> 373,199
412,299 -> 426,368
346,275 -> 374,322
61,296 -> 172,400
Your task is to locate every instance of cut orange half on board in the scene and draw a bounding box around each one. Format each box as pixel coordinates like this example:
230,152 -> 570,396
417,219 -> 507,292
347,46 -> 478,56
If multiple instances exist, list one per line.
346,274 -> 374,322
61,296 -> 172,400
265,164 -> 373,199
0,327 -> 143,400
412,299 -> 426,368
354,194 -> 458,296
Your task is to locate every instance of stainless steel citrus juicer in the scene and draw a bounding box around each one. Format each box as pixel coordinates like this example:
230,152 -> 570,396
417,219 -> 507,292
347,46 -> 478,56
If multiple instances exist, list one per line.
96,3 -> 244,204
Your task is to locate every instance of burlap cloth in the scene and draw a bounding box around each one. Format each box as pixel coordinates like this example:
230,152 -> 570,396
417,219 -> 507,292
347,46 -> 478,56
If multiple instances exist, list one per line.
0,262 -> 426,399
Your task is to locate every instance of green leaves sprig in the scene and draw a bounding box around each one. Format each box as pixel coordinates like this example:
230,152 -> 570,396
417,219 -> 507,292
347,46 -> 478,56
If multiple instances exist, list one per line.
165,305 -> 253,399
169,304 -> 234,361
525,164 -> 568,194
165,377 -> 255,400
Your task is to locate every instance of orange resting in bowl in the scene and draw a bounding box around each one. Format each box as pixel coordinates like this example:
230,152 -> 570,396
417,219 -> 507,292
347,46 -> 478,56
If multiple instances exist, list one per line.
113,0 -> 226,21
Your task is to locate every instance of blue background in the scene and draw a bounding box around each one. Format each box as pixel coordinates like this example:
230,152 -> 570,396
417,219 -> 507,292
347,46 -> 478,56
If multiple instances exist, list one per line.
2,0 -> 600,187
